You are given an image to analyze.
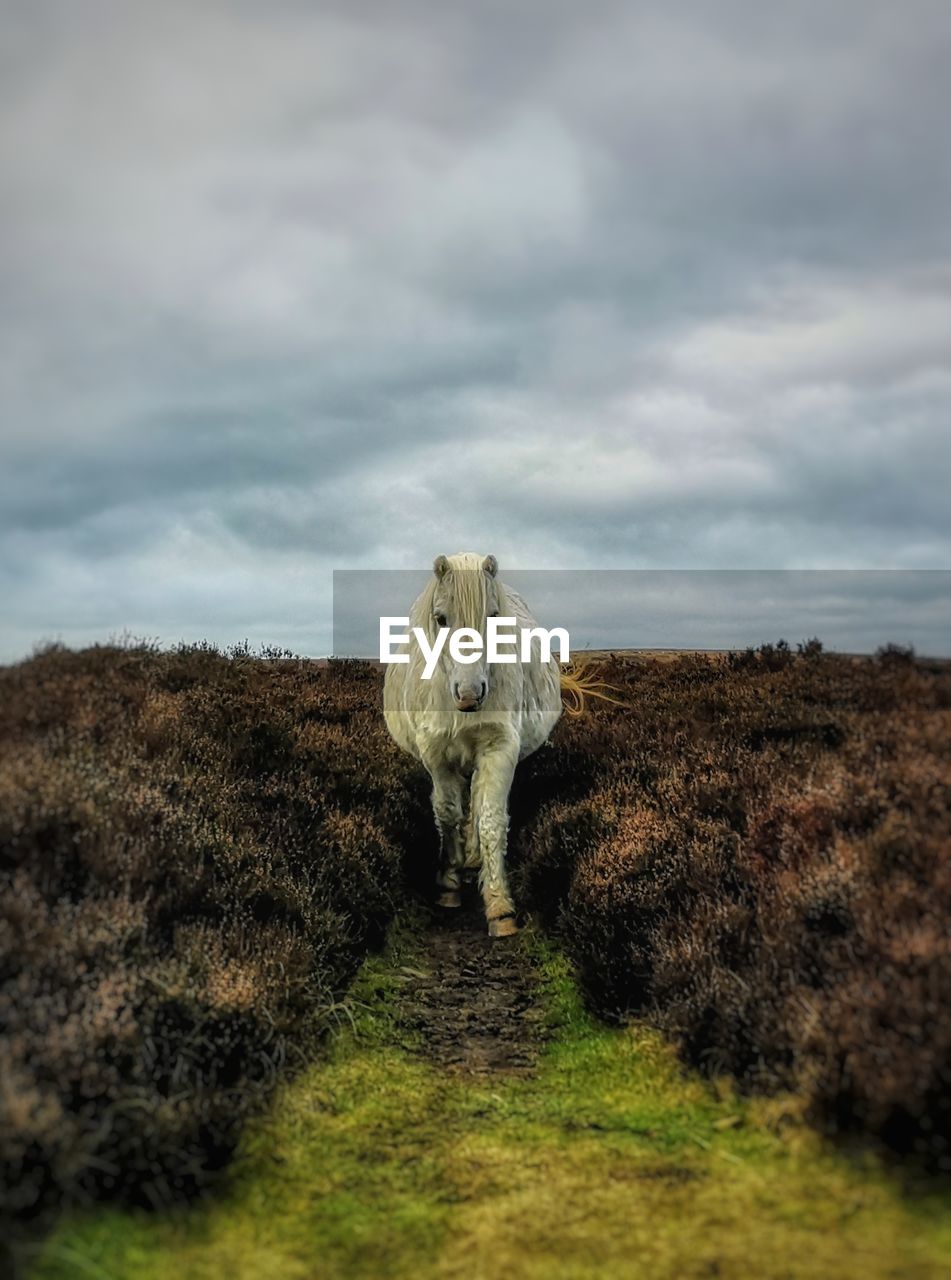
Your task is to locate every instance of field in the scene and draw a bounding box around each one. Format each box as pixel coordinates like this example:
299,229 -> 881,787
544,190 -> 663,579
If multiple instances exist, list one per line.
2,641 -> 950,1277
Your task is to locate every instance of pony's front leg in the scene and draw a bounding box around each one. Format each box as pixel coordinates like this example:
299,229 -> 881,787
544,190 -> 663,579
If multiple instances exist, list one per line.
428,764 -> 466,908
471,747 -> 519,937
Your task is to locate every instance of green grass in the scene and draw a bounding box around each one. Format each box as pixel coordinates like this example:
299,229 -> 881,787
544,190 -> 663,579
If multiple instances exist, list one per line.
30,920 -> 951,1280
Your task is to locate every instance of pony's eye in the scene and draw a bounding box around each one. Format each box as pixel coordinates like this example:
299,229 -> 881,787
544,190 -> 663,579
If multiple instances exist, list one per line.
435,613 -> 448,628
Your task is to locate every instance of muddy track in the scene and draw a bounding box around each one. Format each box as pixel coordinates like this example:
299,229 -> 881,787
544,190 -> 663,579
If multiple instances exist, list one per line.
392,879 -> 549,1075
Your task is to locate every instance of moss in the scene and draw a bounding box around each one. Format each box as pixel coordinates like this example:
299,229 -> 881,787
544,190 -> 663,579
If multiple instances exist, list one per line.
30,920 -> 951,1280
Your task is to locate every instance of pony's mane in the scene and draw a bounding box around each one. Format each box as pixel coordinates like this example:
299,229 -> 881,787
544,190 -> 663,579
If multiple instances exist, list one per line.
414,551 -> 507,633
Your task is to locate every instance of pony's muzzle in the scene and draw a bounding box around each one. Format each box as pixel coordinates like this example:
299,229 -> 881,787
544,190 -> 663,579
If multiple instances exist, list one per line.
453,679 -> 487,712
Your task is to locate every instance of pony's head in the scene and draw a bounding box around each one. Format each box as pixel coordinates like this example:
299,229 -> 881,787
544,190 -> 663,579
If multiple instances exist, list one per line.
424,551 -> 507,713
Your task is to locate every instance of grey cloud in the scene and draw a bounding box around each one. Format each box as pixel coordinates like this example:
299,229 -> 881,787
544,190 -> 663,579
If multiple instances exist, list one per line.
1,1 -> 950,660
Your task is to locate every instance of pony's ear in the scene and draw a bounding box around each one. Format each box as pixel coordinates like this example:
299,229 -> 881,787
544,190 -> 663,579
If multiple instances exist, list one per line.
482,554 -> 498,578
433,554 -> 450,579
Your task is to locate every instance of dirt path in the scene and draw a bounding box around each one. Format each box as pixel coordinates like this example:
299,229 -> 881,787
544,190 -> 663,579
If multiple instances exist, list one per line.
394,884 -> 548,1076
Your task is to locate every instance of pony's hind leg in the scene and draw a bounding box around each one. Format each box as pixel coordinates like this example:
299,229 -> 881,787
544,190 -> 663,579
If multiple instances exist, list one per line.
429,765 -> 466,908
463,786 -> 481,871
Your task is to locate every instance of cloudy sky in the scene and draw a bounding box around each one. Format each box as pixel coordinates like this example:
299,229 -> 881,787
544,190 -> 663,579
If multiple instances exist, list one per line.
2,0 -> 950,660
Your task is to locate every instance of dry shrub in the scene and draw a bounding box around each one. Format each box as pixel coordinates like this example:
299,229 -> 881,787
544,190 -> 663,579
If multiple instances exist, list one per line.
512,649 -> 951,1169
0,645 -> 433,1223
3,639 -> 949,1235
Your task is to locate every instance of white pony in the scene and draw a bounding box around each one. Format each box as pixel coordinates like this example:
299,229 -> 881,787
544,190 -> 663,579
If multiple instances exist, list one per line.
384,551 -> 592,937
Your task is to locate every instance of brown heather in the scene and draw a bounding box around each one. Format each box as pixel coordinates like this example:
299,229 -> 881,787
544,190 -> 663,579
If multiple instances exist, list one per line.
511,645 -> 951,1169
2,640 -> 949,1232
0,643 -> 433,1222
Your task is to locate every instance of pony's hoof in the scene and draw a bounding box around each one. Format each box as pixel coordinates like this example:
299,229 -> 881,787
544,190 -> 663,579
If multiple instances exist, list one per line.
437,890 -> 461,909
488,915 -> 518,938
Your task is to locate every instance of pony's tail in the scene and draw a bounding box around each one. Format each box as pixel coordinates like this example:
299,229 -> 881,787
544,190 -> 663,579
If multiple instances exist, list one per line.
559,659 -> 628,718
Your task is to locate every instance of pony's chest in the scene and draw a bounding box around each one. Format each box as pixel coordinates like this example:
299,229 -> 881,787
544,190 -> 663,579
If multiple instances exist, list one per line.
443,735 -> 479,773
417,717 -> 514,771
